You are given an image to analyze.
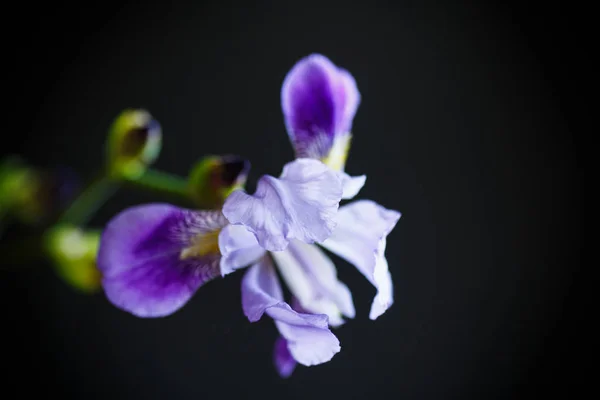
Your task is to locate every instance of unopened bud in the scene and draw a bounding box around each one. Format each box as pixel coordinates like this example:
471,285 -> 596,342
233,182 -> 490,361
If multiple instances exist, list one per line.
44,224 -> 102,293
1,157 -> 79,225
188,155 -> 250,208
106,109 -> 162,179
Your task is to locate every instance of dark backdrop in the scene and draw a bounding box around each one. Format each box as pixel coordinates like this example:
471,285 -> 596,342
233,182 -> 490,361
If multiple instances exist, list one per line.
1,1 -> 583,399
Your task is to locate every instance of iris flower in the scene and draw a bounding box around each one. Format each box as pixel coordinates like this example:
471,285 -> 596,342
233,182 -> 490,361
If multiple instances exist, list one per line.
97,54 -> 400,377
264,54 -> 401,376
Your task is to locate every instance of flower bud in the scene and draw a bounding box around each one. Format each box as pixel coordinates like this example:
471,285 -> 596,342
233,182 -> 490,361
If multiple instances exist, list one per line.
188,155 -> 250,208
1,157 -> 78,225
1,157 -> 35,217
44,224 -> 102,293
106,109 -> 162,179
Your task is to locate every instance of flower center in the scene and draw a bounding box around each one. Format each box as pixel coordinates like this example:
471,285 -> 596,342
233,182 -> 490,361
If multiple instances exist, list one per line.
180,229 -> 221,259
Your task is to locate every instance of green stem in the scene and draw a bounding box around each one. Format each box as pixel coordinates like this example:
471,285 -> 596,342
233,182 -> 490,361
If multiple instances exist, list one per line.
58,173 -> 119,226
123,169 -> 189,199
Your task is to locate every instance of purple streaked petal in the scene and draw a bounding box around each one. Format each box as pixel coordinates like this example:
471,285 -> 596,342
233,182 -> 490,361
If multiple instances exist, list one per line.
97,204 -> 228,317
272,240 -> 354,327
222,158 -> 343,252
274,337 -> 297,378
320,200 -> 401,320
340,171 -> 366,199
218,224 -> 266,276
281,54 -> 361,159
242,257 -> 340,366
338,69 -> 361,135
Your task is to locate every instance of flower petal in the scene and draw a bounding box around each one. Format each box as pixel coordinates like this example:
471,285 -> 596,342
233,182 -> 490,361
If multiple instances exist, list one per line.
320,200 -> 401,319
370,240 -> 394,320
241,257 -> 340,366
281,54 -> 360,159
340,171 -> 366,199
218,224 -> 266,276
222,158 -> 343,252
273,337 -> 297,378
271,240 -> 355,327
97,204 -> 228,317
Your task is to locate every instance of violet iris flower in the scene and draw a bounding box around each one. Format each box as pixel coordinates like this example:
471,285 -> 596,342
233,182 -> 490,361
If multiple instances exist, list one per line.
98,158 -> 345,368
97,53 -> 400,377
259,53 -> 401,377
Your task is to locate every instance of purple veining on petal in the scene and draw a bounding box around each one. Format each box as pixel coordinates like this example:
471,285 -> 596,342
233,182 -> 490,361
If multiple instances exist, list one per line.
274,336 -> 297,378
320,200 -> 401,320
281,54 -> 361,159
97,203 -> 228,317
222,158 -> 343,252
241,256 -> 340,366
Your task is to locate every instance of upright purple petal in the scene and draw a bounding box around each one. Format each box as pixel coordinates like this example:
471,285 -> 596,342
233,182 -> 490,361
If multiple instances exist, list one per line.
281,54 -> 361,159
241,257 -> 340,366
218,224 -> 266,276
271,240 -> 355,327
320,200 -> 401,320
222,159 -> 343,252
97,204 -> 228,317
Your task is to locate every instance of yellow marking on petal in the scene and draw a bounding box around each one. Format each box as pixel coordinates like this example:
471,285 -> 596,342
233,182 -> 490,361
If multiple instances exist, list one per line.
322,133 -> 352,171
180,229 -> 221,260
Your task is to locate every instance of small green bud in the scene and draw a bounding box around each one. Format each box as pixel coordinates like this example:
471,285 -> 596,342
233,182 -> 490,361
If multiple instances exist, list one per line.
0,157 -> 36,217
106,109 -> 162,180
44,224 -> 102,293
188,155 -> 250,208
1,157 -> 78,225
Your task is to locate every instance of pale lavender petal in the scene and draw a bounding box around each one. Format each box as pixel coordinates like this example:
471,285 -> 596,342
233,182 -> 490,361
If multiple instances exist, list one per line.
339,171 -> 366,199
218,224 -> 266,276
97,204 -> 228,317
320,200 -> 401,320
274,337 -> 297,378
370,241 -> 394,320
281,54 -> 361,159
241,257 -> 340,366
272,240 -> 354,327
223,158 -> 343,252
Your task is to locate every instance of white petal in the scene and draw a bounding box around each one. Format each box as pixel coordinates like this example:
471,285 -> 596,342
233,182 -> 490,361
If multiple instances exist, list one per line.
241,257 -> 340,366
218,224 -> 266,276
271,241 -> 354,327
222,158 -> 343,252
339,171 -> 366,199
369,239 -> 394,320
320,200 -> 400,319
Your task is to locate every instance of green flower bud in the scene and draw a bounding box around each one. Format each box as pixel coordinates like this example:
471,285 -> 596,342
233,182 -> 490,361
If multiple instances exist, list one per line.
0,157 -> 36,218
188,155 -> 250,208
44,224 -> 102,293
1,157 -> 78,226
106,109 -> 162,180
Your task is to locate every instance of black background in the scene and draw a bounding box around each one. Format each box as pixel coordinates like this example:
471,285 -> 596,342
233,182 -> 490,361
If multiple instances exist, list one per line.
1,1 -> 584,399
